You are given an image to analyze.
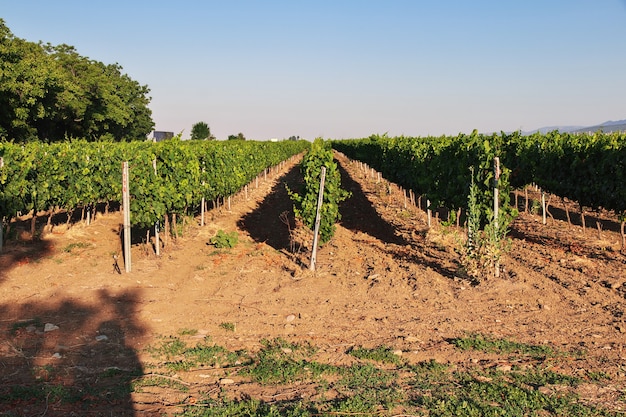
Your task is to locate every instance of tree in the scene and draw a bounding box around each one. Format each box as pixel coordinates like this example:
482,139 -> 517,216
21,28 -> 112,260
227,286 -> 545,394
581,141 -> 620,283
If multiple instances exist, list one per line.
43,44 -> 154,142
228,132 -> 246,141
0,19 -> 154,142
0,21 -> 61,141
191,121 -> 214,140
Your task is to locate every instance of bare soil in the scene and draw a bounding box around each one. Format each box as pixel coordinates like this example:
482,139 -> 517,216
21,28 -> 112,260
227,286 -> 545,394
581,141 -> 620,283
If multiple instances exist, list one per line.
1,152 -> 625,416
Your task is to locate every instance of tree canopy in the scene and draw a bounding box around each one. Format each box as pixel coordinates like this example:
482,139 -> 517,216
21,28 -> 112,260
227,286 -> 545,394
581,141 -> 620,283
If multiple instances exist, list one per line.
190,121 -> 214,140
228,132 -> 246,141
0,19 -> 154,142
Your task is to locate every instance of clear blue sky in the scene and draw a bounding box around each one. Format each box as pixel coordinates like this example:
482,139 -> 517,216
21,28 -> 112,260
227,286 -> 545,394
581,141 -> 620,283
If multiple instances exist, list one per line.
2,1 -> 626,140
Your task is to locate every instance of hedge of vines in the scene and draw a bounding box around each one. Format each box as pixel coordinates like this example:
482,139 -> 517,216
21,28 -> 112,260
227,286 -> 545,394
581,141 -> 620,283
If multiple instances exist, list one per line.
332,131 -> 514,228
288,139 -> 350,245
332,130 -> 626,224
0,139 -> 310,231
502,130 -> 626,214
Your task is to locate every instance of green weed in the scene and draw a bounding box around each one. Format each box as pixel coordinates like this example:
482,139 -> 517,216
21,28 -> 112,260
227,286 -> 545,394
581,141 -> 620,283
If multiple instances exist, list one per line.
132,376 -> 189,393
243,338 -> 331,384
348,345 -> 403,365
63,241 -> 91,253
10,318 -> 42,335
178,328 -> 198,336
451,333 -> 554,358
138,335 -> 620,417
209,229 -> 239,248
219,322 -> 235,332
147,336 -> 247,372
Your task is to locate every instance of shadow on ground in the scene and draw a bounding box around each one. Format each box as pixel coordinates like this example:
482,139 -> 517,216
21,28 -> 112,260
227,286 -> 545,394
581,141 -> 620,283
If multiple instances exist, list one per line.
0,204 -> 122,282
0,240 -> 54,285
238,164 -> 303,252
337,161 -> 407,246
0,290 -> 144,416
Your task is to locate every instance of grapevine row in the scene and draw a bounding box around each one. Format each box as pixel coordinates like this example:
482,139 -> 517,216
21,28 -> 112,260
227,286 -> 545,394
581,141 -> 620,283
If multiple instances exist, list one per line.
332,130 -> 626,224
502,130 -> 626,215
288,139 -> 350,245
0,139 -> 310,232
332,131 -> 514,228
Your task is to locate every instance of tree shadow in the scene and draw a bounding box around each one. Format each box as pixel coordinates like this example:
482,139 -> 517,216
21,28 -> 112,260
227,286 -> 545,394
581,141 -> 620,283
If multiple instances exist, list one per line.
238,164 -> 303,252
0,203 -> 121,281
0,240 -> 54,285
0,289 -> 144,416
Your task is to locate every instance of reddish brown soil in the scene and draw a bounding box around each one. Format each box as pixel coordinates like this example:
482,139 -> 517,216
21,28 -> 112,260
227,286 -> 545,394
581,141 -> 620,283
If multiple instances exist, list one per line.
0,152 -> 625,415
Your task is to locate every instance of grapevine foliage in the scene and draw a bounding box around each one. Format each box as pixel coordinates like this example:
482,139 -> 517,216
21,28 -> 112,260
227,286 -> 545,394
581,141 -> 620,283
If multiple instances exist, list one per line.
332,132 -> 516,230
502,130 -> 626,215
288,139 -> 350,245
0,138 -> 310,232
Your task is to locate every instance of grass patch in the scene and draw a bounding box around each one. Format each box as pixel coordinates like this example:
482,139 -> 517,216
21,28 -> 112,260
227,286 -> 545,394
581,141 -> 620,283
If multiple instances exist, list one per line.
411,369 -> 598,417
10,318 -> 42,335
147,335 -> 188,359
63,241 -> 91,253
138,335 -> 622,417
243,338 -> 332,385
132,375 -> 189,393
219,322 -> 235,332
331,363 -> 404,413
0,384 -> 84,405
451,333 -> 554,358
147,336 -> 247,372
348,345 -> 403,365
178,328 -> 198,336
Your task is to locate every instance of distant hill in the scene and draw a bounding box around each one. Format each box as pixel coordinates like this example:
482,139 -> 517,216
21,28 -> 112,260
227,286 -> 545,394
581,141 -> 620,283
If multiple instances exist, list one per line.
525,119 -> 626,135
571,119 -> 626,134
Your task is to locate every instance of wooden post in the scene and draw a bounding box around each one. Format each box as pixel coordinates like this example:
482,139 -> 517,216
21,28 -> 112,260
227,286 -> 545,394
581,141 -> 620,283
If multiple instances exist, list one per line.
541,190 -> 547,225
0,158 -> 3,251
493,157 -> 501,278
200,197 -> 205,226
524,187 -> 529,213
493,157 -> 500,232
427,199 -> 432,228
310,167 -> 327,271
619,219 -> 626,251
122,162 -> 131,272
164,214 -> 169,247
155,221 -> 160,256
580,207 -> 586,233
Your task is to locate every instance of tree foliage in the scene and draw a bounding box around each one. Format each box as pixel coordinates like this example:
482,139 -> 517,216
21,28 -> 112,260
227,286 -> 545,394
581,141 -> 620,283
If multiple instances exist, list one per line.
228,132 -> 246,141
0,19 -> 154,142
191,121 -> 214,140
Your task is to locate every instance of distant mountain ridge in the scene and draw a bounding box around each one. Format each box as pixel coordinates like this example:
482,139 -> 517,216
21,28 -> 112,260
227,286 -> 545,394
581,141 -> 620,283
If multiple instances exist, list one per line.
525,119 -> 626,135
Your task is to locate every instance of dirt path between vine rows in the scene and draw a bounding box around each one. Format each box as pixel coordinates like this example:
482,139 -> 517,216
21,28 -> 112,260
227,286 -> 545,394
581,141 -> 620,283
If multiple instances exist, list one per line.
0,152 -> 625,415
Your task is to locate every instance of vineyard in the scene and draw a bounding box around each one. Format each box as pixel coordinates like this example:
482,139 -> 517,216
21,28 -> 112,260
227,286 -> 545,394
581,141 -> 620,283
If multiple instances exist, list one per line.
333,130 -> 626,226
0,138 -> 309,245
0,135 -> 625,416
